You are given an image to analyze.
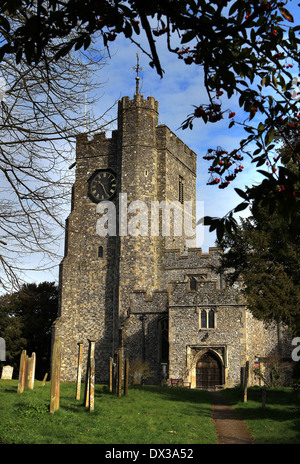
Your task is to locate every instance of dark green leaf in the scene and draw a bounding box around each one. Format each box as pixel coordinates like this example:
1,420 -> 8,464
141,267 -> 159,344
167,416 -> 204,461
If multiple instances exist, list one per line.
289,27 -> 296,48
74,35 -> 85,51
84,35 -> 91,50
181,30 -> 197,44
234,188 -> 249,200
255,158 -> 266,167
265,127 -> 275,146
257,170 -> 275,180
0,15 -> 10,32
123,21 -> 132,38
229,1 -> 239,16
216,222 -> 225,242
279,7 -> 294,22
234,202 -> 249,213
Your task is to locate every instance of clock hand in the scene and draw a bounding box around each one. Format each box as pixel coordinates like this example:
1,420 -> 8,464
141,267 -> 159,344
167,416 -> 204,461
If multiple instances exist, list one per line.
99,181 -> 109,197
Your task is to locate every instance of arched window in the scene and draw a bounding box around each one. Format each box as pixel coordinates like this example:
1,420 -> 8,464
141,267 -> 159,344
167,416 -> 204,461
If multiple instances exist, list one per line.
179,176 -> 184,204
201,309 -> 207,328
189,276 -> 197,291
208,309 -> 215,328
200,309 -> 215,329
98,246 -> 103,258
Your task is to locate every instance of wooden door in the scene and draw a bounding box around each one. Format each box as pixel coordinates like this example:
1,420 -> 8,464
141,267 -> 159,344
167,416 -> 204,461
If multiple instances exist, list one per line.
196,352 -> 222,389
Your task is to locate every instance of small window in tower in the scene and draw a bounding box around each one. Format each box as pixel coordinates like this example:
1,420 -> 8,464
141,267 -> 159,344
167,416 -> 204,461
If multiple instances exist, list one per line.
98,246 -> 103,258
201,309 -> 207,329
208,309 -> 215,329
179,176 -> 184,204
189,276 -> 197,291
219,272 -> 224,289
200,308 -> 216,329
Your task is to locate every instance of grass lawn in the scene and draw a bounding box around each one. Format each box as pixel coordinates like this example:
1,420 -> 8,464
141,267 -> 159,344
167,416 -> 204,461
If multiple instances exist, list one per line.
1,380 -> 300,444
222,387 -> 300,445
0,380 -> 217,444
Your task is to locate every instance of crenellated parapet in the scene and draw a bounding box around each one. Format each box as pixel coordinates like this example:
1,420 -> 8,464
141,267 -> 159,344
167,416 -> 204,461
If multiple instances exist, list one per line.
119,94 -> 159,113
163,247 -> 222,270
168,279 -> 245,308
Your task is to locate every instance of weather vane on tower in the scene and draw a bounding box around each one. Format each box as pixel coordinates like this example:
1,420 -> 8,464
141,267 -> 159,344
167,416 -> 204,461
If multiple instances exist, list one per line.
132,52 -> 144,95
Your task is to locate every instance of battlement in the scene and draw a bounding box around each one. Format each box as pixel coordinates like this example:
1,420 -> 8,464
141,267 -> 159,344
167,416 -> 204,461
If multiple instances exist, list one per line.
75,131 -> 118,165
76,130 -> 118,145
163,247 -> 221,270
119,94 -> 159,113
168,279 -> 245,307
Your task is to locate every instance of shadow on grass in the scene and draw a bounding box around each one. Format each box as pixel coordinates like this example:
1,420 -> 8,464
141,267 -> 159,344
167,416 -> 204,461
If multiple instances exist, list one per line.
0,387 -> 17,394
63,384 -> 213,412
126,385 -> 214,419
128,384 -> 213,403
220,387 -> 300,444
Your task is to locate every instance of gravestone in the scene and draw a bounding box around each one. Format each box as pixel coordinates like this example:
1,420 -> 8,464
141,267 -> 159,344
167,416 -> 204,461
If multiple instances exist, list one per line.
83,339 -> 96,412
27,353 -> 36,389
1,365 -> 13,380
50,338 -> 61,413
17,350 -> 27,394
75,342 -> 83,400
0,337 -> 5,361
161,363 -> 168,386
124,358 -> 129,396
133,370 -> 142,385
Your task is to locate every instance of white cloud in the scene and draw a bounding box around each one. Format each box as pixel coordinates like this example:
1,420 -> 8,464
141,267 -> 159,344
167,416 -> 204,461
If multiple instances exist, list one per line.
92,34 -> 266,250
11,0 -> 299,289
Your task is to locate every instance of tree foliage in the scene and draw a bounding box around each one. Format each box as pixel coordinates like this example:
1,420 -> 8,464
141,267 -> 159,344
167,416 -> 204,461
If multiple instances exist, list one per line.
0,0 -> 299,240
217,174 -> 300,335
0,281 -> 58,378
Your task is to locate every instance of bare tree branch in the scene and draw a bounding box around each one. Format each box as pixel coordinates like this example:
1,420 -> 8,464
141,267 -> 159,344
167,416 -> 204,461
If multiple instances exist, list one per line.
0,36 -> 115,291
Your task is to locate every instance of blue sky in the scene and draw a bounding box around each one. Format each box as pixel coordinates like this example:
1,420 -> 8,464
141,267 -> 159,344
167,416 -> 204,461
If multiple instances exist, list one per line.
18,0 -> 300,286
90,0 -> 299,250
89,28 -> 260,248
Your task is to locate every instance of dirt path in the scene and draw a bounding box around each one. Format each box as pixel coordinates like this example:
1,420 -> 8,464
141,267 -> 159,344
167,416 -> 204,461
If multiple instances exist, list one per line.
211,391 -> 254,444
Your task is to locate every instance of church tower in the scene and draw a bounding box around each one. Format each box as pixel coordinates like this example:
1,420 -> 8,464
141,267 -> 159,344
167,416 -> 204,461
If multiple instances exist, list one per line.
54,69 -> 197,382
53,63 -> 291,388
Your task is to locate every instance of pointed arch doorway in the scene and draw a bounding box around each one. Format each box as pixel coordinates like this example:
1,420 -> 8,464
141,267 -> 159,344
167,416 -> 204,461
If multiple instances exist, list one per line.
196,351 -> 222,389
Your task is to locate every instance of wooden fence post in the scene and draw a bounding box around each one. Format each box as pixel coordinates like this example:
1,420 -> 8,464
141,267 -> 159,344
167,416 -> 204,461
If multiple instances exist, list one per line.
124,358 -> 129,396
42,373 -> 48,386
117,349 -> 123,398
50,338 -> 61,414
28,352 -> 36,390
243,361 -> 249,403
76,342 -> 83,400
262,385 -> 266,409
112,361 -> 117,395
17,349 -> 27,394
84,339 -> 95,411
109,357 -> 113,392
24,353 -> 29,390
89,356 -> 95,412
240,366 -> 245,390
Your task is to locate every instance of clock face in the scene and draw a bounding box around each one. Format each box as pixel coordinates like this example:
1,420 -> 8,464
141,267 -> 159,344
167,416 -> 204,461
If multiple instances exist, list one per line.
88,170 -> 117,202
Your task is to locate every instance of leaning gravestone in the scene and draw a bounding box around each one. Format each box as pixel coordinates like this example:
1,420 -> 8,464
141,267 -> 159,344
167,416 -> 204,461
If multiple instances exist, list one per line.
1,365 -> 13,380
